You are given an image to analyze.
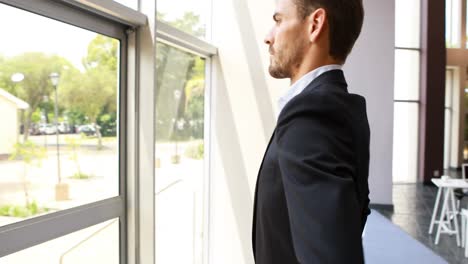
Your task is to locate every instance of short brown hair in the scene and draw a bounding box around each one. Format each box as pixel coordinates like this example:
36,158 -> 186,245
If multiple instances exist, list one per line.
294,0 -> 364,62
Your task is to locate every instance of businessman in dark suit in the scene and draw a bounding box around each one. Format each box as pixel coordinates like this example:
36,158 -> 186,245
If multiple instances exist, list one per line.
252,0 -> 370,263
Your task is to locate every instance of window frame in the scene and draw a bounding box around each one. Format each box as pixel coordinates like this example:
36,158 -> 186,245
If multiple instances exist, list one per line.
154,18 -> 217,264
0,0 -> 135,262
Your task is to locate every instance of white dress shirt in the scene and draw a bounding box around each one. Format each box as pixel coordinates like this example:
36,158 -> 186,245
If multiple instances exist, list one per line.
277,64 -> 342,118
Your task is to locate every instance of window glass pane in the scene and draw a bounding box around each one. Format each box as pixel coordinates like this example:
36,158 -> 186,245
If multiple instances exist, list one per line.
445,68 -> 454,108
155,42 -> 206,264
446,0 -> 461,48
113,0 -> 138,10
394,49 -> 420,101
393,103 -> 419,183
0,218 -> 119,263
444,108 -> 452,169
157,0 -> 210,39
395,0 -> 420,48
0,4 -> 119,227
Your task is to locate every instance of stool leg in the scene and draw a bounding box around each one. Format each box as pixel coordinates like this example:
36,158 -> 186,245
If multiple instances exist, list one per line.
436,188 -> 450,244
430,187 -> 443,234
450,189 -> 461,247
465,218 -> 468,257
462,214 -> 466,248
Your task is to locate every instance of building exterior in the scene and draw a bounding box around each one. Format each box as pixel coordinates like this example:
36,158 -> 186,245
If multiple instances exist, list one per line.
0,88 -> 28,159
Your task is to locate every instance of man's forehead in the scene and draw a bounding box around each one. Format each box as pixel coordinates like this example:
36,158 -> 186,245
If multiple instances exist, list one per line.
274,0 -> 296,15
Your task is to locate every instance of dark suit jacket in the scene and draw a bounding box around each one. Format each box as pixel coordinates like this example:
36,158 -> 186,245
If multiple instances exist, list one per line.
252,70 -> 370,264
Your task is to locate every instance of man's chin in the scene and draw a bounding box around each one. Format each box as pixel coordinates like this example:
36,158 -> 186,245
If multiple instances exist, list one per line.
268,66 -> 288,79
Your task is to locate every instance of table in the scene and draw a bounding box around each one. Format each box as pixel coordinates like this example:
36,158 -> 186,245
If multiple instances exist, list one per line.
428,178 -> 468,246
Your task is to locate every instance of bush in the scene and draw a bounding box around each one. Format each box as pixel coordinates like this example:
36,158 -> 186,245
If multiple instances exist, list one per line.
184,142 -> 204,160
0,201 -> 49,218
70,172 -> 93,180
97,113 -> 117,137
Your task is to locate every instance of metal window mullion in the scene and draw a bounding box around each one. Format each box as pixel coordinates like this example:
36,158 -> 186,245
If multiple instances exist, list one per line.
393,100 -> 420,103
0,196 -> 124,258
118,25 -> 129,264
395,47 -> 421,51
156,21 -> 217,57
0,0 -> 127,39
202,56 -> 213,264
59,0 -> 146,27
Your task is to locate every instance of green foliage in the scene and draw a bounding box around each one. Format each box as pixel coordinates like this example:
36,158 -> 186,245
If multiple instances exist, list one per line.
98,113 -> 117,137
155,12 -> 206,142
9,141 -> 46,164
60,35 -> 118,148
184,142 -> 204,160
157,11 -> 206,38
0,201 -> 49,218
70,172 -> 92,180
31,108 -> 41,123
82,35 -> 119,72
0,52 -> 73,140
65,135 -> 83,178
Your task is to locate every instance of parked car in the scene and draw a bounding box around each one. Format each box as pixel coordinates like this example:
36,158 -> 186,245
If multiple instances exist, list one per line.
77,124 -> 97,136
44,124 -> 57,135
58,122 -> 72,134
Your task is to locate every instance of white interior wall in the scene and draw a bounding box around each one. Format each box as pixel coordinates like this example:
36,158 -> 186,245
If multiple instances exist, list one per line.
209,0 -> 394,263
447,49 -> 468,168
344,0 -> 394,204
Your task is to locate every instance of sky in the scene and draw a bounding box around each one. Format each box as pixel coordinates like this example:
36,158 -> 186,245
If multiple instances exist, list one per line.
0,4 -> 98,71
0,0 -> 210,72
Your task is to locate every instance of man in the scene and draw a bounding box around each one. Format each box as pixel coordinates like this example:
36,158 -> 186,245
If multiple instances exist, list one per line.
252,0 -> 370,263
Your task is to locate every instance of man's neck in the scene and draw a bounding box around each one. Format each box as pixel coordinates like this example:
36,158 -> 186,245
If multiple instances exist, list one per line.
290,56 -> 342,85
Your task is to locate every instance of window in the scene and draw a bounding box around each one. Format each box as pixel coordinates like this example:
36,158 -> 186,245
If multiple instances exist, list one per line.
393,0 -> 421,183
155,41 -> 207,264
0,3 -> 120,226
0,1 -> 129,260
0,219 -> 119,263
446,0 -> 462,48
394,50 -> 420,101
395,0 -> 420,48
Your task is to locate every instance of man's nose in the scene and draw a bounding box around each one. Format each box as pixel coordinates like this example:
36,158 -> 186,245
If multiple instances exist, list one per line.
264,29 -> 274,45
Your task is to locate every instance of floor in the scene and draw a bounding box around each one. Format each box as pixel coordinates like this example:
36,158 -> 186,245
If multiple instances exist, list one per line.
375,171 -> 468,264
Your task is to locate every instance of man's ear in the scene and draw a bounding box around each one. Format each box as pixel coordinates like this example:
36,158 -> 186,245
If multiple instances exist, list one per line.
307,8 -> 327,42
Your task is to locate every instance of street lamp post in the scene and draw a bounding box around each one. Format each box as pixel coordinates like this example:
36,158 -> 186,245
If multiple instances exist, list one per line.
50,72 -> 68,201
50,73 -> 61,183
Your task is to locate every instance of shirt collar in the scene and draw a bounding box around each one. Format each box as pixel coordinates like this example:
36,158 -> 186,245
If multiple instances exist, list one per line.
277,64 -> 342,117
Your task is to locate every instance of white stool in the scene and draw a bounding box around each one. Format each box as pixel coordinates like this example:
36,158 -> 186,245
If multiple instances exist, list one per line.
429,178 -> 464,246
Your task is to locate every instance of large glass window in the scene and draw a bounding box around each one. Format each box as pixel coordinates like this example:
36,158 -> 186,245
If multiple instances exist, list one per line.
155,42 -> 206,264
0,4 -> 120,226
395,0 -> 420,48
394,50 -> 420,101
393,0 -> 421,183
0,218 -> 119,263
157,0 -> 210,39
446,0 -> 462,48
393,103 -> 419,183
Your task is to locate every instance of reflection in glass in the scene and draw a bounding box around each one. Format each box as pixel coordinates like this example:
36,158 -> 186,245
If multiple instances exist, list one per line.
0,219 -> 119,263
157,0 -> 209,39
113,0 -> 138,10
0,4 -> 119,227
393,103 -> 419,183
155,42 -> 206,264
